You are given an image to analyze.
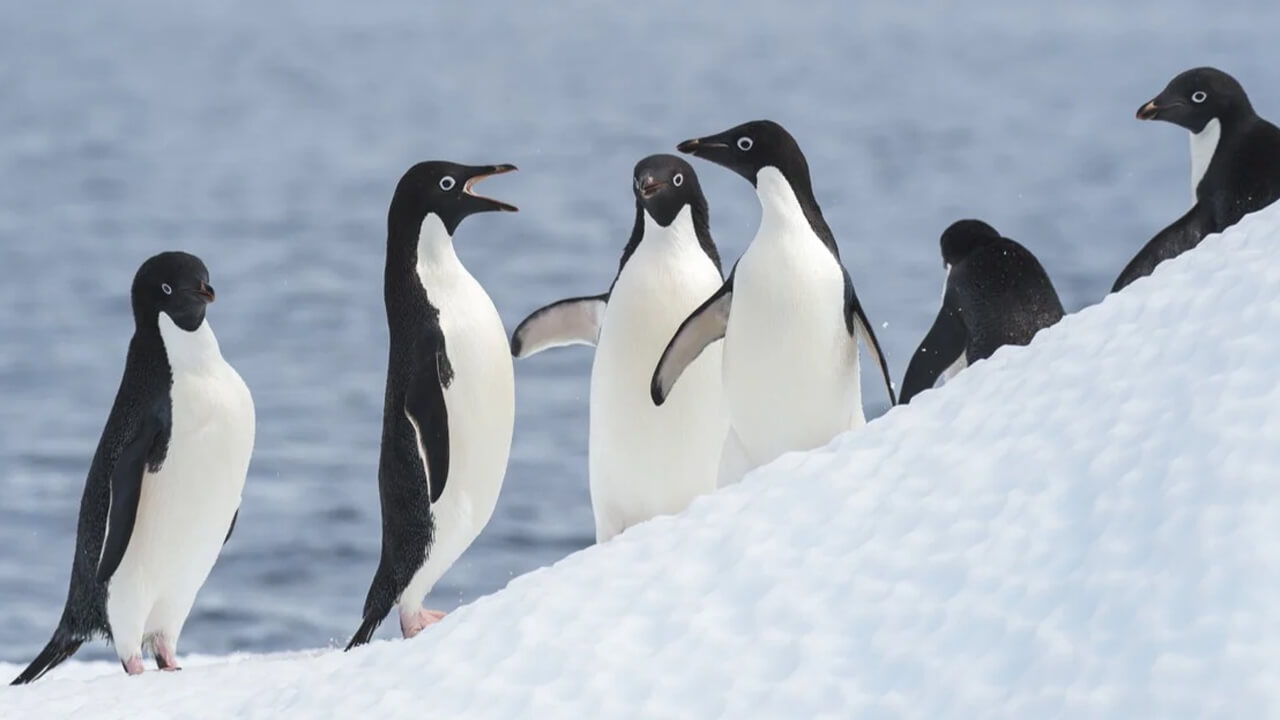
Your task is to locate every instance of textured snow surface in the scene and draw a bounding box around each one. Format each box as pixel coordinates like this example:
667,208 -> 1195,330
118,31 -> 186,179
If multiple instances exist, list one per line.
5,203 -> 1280,718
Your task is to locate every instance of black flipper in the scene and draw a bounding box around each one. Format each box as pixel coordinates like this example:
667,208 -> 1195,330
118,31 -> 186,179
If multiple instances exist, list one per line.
510,294 -> 608,358
10,635 -> 84,685
651,272 -> 734,406
900,287 -> 968,404
97,410 -> 167,584
404,332 -> 451,504
1112,204 -> 1210,292
842,269 -> 897,406
223,509 -> 239,545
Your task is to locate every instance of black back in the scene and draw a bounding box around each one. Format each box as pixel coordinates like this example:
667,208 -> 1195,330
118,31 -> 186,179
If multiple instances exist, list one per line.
12,251 -> 218,684
901,222 -> 1064,403
1116,68 -> 1280,291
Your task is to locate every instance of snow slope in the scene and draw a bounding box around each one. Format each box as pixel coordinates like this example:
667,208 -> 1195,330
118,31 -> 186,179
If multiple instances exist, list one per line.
5,203 -> 1280,718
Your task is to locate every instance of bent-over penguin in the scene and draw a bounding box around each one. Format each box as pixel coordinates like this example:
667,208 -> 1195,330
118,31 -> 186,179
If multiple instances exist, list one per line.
1114,67 -> 1280,291
900,219 -> 1065,403
347,161 -> 517,649
12,251 -> 254,683
653,120 -> 896,487
510,154 -> 728,543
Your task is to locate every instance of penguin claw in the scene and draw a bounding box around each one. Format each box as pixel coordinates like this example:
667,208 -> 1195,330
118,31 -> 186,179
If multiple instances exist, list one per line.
400,609 -> 448,638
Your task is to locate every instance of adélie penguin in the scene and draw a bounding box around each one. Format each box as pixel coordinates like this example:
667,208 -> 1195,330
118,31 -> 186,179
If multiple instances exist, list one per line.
12,252 -> 254,683
510,154 -> 728,543
653,120 -> 896,487
347,161 -> 517,649
1114,67 -> 1280,291
899,220 -> 1065,404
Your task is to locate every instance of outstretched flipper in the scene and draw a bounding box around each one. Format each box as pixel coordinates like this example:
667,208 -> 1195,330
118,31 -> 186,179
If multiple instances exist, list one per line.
1112,204 -> 1210,292
900,287 -> 968,404
348,328 -> 451,650
842,271 -> 897,406
510,295 -> 607,358
651,274 -> 733,406
97,409 -> 169,584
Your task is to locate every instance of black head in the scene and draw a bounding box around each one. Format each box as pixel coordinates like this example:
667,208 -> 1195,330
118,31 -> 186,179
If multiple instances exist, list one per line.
388,161 -> 518,236
1136,67 -> 1255,132
632,154 -> 706,226
131,251 -> 215,331
939,219 -> 1002,267
677,120 -> 808,187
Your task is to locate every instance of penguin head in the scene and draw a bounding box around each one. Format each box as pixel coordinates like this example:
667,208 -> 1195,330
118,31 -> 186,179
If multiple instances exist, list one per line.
632,154 -> 706,226
132,251 -> 215,332
1136,67 -> 1254,132
677,120 -> 808,188
389,161 -> 518,236
939,219 -> 1001,267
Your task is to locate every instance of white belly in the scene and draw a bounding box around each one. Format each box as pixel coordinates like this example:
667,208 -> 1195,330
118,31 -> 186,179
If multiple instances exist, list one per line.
588,220 -> 727,541
107,323 -> 255,651
402,256 -> 515,601
722,168 -> 862,472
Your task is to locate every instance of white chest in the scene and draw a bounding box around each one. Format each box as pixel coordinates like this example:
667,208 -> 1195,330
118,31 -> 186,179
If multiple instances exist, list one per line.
1189,118 -> 1221,202
722,168 -> 862,462
589,208 -> 727,529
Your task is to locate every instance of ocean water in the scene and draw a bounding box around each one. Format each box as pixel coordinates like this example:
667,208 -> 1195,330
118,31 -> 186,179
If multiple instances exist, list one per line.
0,0 -> 1275,661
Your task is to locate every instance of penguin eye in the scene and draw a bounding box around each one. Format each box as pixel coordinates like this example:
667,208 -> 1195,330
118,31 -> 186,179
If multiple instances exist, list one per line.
161,283 -> 173,296
439,176 -> 456,191
737,137 -> 754,151
672,173 -> 684,187
1191,90 -> 1208,104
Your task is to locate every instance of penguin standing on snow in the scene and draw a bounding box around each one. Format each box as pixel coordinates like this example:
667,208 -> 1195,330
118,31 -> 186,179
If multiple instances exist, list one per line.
1114,67 -> 1280,291
347,161 -> 517,649
12,252 -> 255,684
510,154 -> 728,543
899,220 -> 1065,404
652,120 -> 896,487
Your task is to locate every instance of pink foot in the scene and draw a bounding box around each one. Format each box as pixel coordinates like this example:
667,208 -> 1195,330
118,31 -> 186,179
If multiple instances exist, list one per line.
121,656 -> 145,676
399,608 -> 448,638
151,636 -> 182,671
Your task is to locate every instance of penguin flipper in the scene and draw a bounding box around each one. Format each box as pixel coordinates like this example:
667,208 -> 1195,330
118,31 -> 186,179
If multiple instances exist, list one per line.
900,288 -> 967,404
1112,204 -> 1209,292
842,270 -> 897,406
97,409 -> 169,584
510,294 -> 607,358
651,274 -> 733,406
405,334 -> 451,504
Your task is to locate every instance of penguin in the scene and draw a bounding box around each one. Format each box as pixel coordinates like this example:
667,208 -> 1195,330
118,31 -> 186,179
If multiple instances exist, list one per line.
510,154 -> 728,543
1114,67 -> 1280,291
346,161 -> 517,649
652,120 -> 896,487
899,220 -> 1065,404
12,252 -> 254,684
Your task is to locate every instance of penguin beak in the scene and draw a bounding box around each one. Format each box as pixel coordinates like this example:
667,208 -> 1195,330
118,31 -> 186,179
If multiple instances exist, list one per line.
463,164 -> 519,213
676,137 -> 729,156
194,282 -> 215,303
639,176 -> 666,198
1136,99 -> 1162,120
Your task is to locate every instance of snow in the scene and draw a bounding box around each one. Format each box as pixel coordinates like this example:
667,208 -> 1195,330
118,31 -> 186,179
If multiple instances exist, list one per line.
5,202 -> 1280,718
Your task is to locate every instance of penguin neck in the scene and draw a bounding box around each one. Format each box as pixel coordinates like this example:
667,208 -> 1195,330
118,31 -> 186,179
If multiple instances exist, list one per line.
616,203 -> 719,282
157,313 -> 224,373
413,213 -> 461,276
386,213 -> 461,299
754,166 -> 839,258
1189,117 -> 1222,200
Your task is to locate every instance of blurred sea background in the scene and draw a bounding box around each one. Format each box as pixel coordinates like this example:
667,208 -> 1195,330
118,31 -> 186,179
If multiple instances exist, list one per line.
1,0 -> 1276,658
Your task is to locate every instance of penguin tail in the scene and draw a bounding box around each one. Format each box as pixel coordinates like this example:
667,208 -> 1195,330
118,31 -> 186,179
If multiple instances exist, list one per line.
10,633 -> 84,685
345,614 -> 383,651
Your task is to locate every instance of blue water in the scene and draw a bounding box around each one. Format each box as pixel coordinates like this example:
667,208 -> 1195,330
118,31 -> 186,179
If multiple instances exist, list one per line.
1,0 -> 1276,662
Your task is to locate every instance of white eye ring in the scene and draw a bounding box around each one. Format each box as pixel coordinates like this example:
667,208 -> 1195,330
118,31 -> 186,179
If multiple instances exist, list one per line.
1191,90 -> 1207,104
672,173 -> 684,187
737,137 -> 753,151
439,176 -> 456,191
161,283 -> 173,296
